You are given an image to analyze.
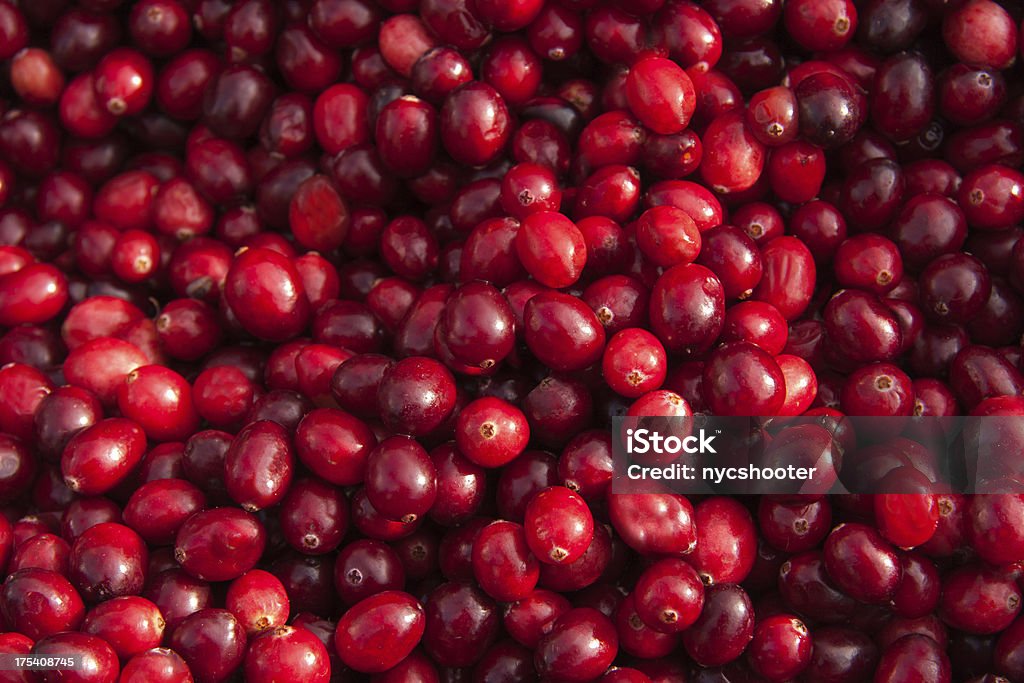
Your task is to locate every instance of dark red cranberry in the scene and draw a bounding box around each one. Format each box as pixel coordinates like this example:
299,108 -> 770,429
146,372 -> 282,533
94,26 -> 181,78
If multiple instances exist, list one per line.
377,357 -> 457,437
608,490 -> 696,556
440,82 -> 511,167
824,289 -> 903,364
678,583 -> 753,667
795,72 -> 864,149
169,608 -> 247,683
0,4 -> 29,61
535,607 -> 617,680
68,522 -> 147,603
823,523 -> 902,604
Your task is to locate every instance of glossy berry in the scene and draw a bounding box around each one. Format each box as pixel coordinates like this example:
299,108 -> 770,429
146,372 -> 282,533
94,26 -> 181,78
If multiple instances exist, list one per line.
747,614 -> 813,681
625,57 -> 696,135
535,608 -> 618,681
633,558 -> 703,633
524,486 -> 594,565
333,591 -> 425,673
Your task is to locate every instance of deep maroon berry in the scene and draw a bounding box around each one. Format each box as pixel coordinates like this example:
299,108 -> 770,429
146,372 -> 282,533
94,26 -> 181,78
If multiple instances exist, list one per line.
440,82 -> 511,167
169,608 -> 247,683
535,608 -> 618,681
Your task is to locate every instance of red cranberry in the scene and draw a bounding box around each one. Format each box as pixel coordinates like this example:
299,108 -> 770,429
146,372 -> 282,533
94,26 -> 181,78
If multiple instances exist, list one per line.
123,479 -> 206,546
174,507 -> 266,582
824,523 -> 902,604
625,57 -> 696,135
943,0 -> 1017,70
81,595 -> 165,660
455,397 -> 530,469
245,624 -> 331,682
0,4 -> 29,60
608,490 -> 696,556
61,418 -> 147,496
31,632 -> 119,682
119,648 -> 193,683
333,591 -> 425,673
524,291 -> 606,372
1,568 -> 85,640
225,569 -> 290,636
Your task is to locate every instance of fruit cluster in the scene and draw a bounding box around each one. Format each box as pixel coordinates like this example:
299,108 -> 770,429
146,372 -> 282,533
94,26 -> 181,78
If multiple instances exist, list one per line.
1,0 -> 1024,680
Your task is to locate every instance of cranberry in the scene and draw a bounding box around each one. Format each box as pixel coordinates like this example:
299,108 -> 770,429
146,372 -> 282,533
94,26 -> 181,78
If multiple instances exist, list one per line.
689,496 -> 757,584
877,634 -> 953,682
168,608 -> 247,683
535,608 -> 618,681
625,57 -> 696,135
174,507 -> 266,582
795,72 -> 864,149
633,558 -> 703,632
363,435 -> 436,523
758,497 -> 832,553
471,520 -> 540,602
81,595 -> 164,660
524,291 -> 606,372
515,211 -> 586,288
333,538 -> 404,606
682,583 -> 754,667
123,479 -> 205,546
31,632 -> 119,682
959,164 -> 1024,230
245,625 -> 331,682
824,523 -> 902,604
308,0 -> 380,47
1,568 -> 85,640
335,591 -> 425,673
440,83 -> 511,167
89,52 -> 150,121
224,569 -> 290,637
703,341 -> 785,415
0,4 -> 29,60
119,648 -> 192,682
825,289 -> 903,364
608,490 -> 696,556
524,486 -> 595,565
61,418 -> 147,496
747,614 -> 813,681
943,0 -> 1017,70
224,420 -> 295,512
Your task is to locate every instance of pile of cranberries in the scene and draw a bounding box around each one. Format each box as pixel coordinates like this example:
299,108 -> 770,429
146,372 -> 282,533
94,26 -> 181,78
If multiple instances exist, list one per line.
2,0 -> 1024,680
